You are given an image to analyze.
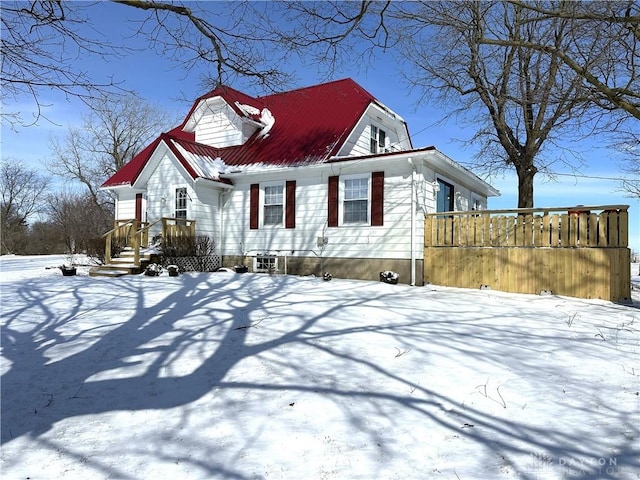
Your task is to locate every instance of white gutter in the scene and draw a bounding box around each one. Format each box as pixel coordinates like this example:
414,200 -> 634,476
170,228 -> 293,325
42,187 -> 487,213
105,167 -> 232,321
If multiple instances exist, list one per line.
194,177 -> 234,190
218,190 -> 225,259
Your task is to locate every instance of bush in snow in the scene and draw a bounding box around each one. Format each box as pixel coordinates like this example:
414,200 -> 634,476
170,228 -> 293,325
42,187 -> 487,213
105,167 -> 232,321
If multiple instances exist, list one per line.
144,263 -> 163,276
380,271 -> 399,285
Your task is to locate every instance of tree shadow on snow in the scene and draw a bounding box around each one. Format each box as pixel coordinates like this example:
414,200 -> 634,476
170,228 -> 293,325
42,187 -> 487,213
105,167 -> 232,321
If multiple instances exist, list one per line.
1,272 -> 638,479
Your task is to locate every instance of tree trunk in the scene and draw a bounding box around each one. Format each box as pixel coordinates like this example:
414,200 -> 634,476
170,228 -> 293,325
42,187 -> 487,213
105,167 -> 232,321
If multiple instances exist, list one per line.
516,165 -> 536,208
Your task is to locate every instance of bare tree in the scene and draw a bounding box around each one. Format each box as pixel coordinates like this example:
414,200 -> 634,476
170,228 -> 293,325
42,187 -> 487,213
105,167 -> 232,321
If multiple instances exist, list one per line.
617,133 -> 640,198
283,1 -> 632,208
48,94 -> 173,206
476,0 -> 640,198
0,1 -> 123,126
47,191 -> 114,260
399,1 -> 597,208
1,1 -> 293,127
112,0 -> 294,91
492,1 -> 640,120
0,159 -> 50,254
24,221 -> 66,255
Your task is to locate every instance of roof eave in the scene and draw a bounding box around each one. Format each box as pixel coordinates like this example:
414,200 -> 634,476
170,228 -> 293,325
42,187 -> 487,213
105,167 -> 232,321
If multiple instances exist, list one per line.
194,177 -> 234,189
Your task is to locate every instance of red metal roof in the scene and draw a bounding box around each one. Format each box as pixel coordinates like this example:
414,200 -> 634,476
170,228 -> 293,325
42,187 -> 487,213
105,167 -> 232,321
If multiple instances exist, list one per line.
102,78 -> 378,187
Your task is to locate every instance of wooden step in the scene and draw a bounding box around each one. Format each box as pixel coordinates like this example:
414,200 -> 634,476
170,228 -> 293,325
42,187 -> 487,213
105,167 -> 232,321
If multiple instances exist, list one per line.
91,248 -> 160,277
89,264 -> 144,277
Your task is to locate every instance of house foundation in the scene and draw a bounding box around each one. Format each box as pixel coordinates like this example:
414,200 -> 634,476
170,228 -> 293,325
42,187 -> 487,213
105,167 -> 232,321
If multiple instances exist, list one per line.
223,255 -> 424,286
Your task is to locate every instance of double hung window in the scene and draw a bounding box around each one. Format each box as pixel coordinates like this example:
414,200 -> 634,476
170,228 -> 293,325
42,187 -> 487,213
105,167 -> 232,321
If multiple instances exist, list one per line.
327,172 -> 384,227
263,185 -> 284,226
343,177 -> 369,224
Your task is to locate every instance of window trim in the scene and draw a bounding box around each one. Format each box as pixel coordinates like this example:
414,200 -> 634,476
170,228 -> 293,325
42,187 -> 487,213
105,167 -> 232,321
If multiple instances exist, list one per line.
253,254 -> 278,273
370,125 -> 387,154
340,174 -> 371,226
328,172 -> 384,228
175,187 -> 188,219
262,183 -> 284,227
436,178 -> 455,213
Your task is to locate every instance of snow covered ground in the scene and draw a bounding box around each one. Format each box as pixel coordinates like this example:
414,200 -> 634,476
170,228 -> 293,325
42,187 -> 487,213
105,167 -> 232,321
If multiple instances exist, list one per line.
1,255 -> 639,480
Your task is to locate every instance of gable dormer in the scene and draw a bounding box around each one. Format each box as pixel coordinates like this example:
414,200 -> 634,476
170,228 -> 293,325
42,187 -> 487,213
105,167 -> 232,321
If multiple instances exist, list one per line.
335,100 -> 412,158
180,87 -> 272,148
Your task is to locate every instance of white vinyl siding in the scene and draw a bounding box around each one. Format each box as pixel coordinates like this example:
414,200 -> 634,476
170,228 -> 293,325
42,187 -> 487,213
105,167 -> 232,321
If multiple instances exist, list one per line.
114,191 -> 137,220
195,103 -> 244,148
114,142 -> 490,266
335,105 -> 412,157
221,163 -> 427,261
143,151 -> 219,243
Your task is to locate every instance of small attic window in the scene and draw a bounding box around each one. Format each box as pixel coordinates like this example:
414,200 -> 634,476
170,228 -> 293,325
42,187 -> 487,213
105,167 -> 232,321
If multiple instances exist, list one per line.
370,125 -> 387,154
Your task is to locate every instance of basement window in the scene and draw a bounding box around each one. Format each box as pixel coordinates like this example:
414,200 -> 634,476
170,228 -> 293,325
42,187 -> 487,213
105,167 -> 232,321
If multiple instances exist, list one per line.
254,254 -> 278,273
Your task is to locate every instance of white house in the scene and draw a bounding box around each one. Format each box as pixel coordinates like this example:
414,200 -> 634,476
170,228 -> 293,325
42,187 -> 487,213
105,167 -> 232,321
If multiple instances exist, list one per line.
102,78 -> 499,284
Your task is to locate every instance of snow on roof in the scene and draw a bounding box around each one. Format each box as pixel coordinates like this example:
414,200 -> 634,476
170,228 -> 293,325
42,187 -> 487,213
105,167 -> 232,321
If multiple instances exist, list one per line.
170,140 -> 229,179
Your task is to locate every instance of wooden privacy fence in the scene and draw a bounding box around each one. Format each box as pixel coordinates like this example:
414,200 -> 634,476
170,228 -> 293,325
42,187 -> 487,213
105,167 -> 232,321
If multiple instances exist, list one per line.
424,205 -> 631,302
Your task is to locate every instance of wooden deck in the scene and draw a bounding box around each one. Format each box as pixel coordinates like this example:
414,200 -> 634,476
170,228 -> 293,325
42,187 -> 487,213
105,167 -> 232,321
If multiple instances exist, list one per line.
424,205 -> 631,302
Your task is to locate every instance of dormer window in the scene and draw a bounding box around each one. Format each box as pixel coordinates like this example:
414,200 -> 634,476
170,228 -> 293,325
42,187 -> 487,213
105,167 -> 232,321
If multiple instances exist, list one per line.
370,125 -> 387,154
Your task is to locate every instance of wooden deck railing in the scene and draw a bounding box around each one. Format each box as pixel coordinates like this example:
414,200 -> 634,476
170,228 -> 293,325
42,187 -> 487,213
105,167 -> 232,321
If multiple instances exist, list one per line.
424,205 -> 631,301
103,217 -> 195,266
425,205 -> 628,248
103,219 -> 145,266
161,217 -> 196,242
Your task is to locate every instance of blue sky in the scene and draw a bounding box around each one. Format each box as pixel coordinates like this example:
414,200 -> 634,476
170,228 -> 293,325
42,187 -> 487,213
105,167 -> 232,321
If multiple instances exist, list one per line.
1,2 -> 638,252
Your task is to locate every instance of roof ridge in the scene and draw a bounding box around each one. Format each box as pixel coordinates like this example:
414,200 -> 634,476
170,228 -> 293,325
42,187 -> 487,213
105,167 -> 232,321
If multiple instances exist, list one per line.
257,77 -> 374,101
197,83 -> 259,102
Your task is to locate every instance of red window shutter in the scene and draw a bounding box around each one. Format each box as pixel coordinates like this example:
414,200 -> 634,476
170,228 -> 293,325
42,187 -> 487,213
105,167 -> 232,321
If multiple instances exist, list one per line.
135,193 -> 143,223
250,183 -> 259,229
371,171 -> 384,226
328,176 -> 339,227
285,180 -> 296,229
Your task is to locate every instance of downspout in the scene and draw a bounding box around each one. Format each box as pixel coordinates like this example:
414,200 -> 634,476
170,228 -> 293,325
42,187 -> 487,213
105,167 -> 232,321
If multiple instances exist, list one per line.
218,190 -> 225,261
408,157 -> 417,286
